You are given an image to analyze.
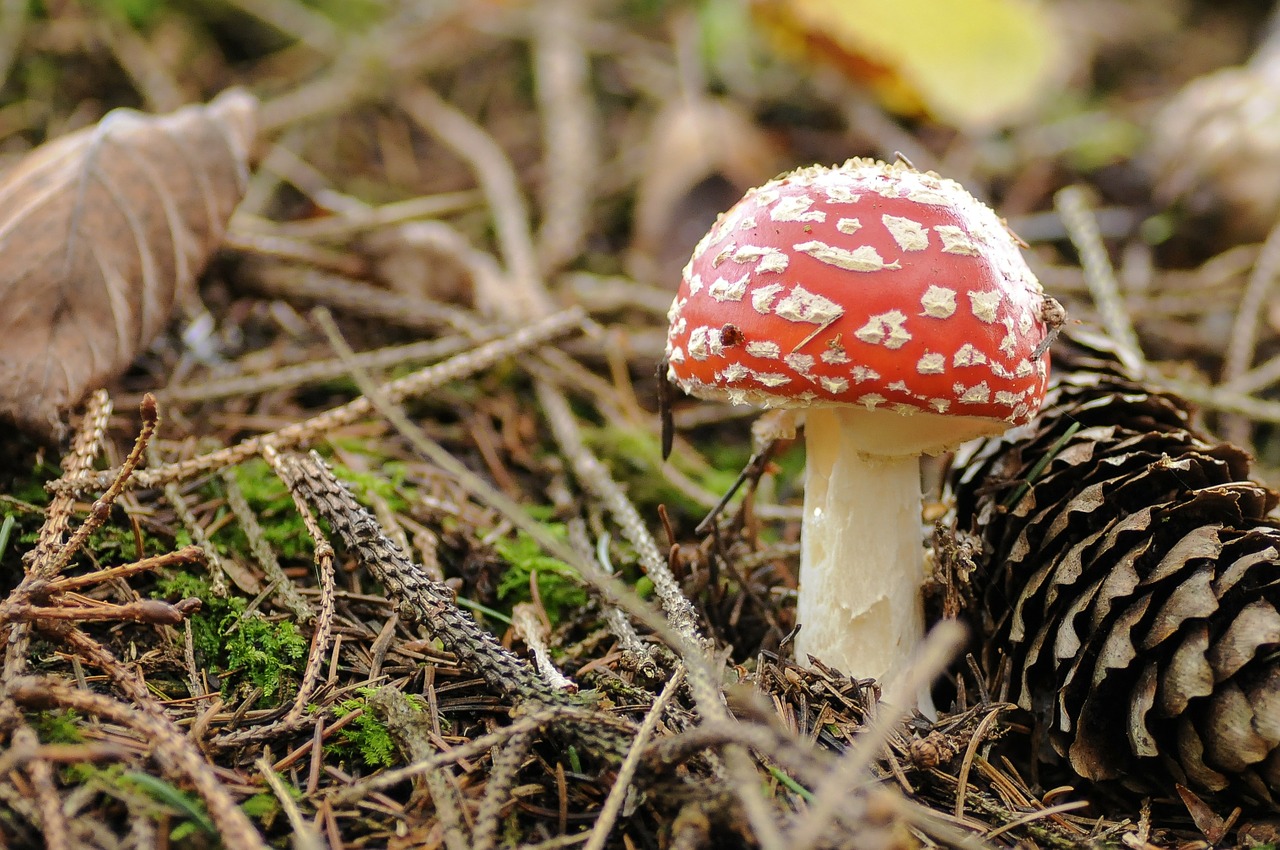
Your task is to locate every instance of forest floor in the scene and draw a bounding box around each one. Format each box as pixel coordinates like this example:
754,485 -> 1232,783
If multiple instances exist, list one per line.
1,1 -> 1278,848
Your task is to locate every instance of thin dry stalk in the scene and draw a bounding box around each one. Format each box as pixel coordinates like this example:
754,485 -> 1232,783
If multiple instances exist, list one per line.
954,707 -> 1007,821
256,42 -> 380,132
163,334 -> 474,404
513,603 -> 578,692
12,725 -> 69,850
50,307 -> 587,495
1219,217 -> 1280,440
532,0 -> 599,272
248,140 -> 362,217
256,757 -> 326,850
401,84 -> 551,320
533,378 -> 704,647
645,719 -> 831,785
245,267 -> 488,337
471,724 -> 538,850
9,676 -> 267,850
224,229 -> 368,277
154,449 -> 228,597
1055,186 -> 1146,376
1219,220 -> 1280,385
376,218 -> 510,309
1226,349 -> 1280,394
272,190 -> 483,239
2,391 -> 112,688
1147,374 -> 1280,422
94,13 -> 184,111
583,666 -> 686,850
221,468 -> 312,621
220,0 -> 340,55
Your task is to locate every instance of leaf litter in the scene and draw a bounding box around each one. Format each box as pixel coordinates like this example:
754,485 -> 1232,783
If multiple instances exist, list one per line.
0,3 -> 1279,849
0,89 -> 256,443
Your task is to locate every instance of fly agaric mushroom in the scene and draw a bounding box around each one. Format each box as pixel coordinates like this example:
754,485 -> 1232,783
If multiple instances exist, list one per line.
664,158 -> 1060,698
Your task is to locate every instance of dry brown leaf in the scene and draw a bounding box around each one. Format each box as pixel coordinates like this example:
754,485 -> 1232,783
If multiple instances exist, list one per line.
0,88 -> 257,442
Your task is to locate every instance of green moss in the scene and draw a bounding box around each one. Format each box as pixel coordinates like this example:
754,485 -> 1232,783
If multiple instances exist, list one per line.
8,456 -> 59,507
217,459 -> 313,561
240,773 -> 301,829
86,0 -> 165,27
494,525 -> 588,625
584,425 -> 741,518
119,772 -> 217,837
329,688 -> 420,769
33,709 -> 82,744
156,573 -> 307,707
329,460 -> 411,513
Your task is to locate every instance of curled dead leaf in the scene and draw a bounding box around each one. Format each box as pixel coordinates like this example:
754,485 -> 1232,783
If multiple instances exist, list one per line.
0,88 -> 258,442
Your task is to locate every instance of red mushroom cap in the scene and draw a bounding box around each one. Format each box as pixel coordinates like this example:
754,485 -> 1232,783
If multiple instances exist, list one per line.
665,159 -> 1055,428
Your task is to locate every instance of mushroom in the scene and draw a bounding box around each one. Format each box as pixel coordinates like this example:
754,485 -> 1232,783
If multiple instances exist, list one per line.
664,158 -> 1059,701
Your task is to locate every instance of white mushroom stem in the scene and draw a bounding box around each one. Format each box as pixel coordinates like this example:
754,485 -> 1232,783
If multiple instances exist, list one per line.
794,406 -> 928,705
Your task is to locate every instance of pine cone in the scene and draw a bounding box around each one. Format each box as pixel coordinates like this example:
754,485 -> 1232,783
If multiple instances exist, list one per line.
943,365 -> 1280,803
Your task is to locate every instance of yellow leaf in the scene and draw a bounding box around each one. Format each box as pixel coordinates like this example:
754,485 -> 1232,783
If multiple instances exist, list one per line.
753,0 -> 1064,131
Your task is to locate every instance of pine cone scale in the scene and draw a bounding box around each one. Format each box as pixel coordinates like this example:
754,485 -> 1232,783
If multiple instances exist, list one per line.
943,364 -> 1280,803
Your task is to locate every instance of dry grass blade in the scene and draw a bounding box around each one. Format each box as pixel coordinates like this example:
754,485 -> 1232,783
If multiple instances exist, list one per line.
160,333 -> 475,404
534,376 -> 704,647
255,757 -> 325,850
583,667 -> 686,850
533,0 -> 598,272
0,90 -> 257,441
11,726 -> 69,850
400,83 -> 550,320
1054,186 -> 1145,377
48,306 -> 586,495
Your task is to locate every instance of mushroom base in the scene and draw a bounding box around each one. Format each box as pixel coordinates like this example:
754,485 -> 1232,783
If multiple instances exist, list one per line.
793,406 -> 930,702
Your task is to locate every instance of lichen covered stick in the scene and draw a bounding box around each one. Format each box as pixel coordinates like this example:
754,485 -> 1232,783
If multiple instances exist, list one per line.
665,159 -> 1061,700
